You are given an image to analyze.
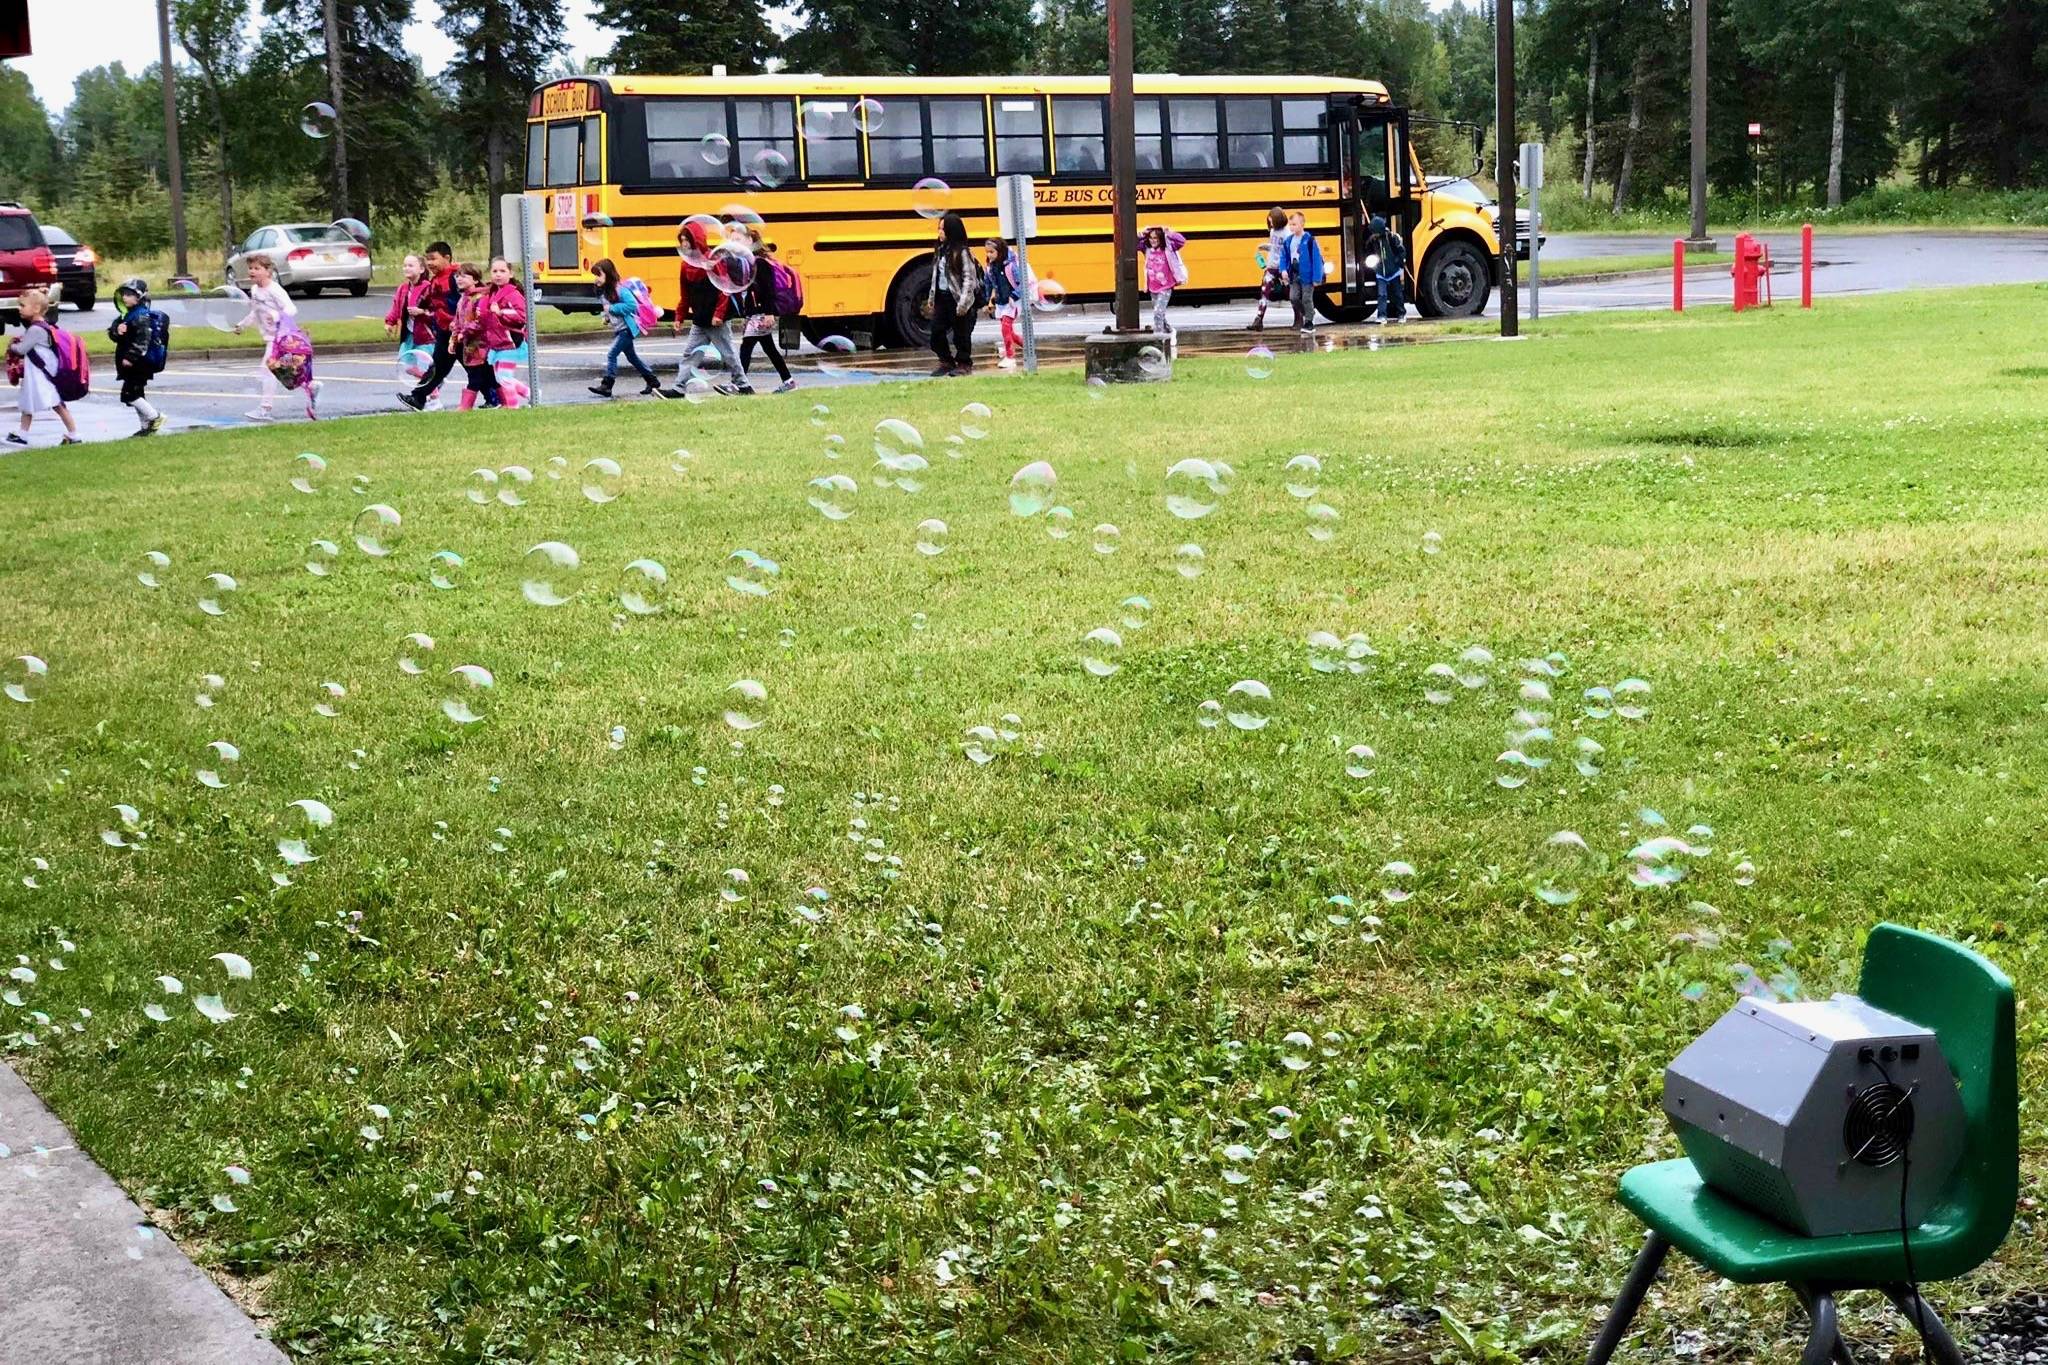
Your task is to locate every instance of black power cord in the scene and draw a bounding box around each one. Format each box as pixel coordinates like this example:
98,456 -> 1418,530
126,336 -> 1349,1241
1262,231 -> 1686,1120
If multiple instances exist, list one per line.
1865,1057 -> 1928,1344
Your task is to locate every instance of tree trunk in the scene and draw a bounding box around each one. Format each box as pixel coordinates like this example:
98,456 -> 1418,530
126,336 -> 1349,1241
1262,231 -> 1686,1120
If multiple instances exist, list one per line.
321,0 -> 351,219
1611,45 -> 1647,212
1581,30 -> 1598,200
486,124 -> 506,254
201,70 -> 234,270
1825,66 -> 1845,209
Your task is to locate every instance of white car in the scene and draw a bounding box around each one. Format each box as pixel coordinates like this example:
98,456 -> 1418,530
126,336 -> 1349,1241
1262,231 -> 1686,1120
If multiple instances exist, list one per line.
227,223 -> 372,297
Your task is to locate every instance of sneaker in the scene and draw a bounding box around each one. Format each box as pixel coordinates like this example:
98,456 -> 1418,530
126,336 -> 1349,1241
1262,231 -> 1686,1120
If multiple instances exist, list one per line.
997,357 -> 1017,370
395,392 -> 424,412
60,435 -> 82,445
244,407 -> 276,422
145,414 -> 166,435
1249,316 -> 1265,332
657,386 -> 686,400
774,378 -> 798,394
5,433 -> 25,446
929,364 -> 954,377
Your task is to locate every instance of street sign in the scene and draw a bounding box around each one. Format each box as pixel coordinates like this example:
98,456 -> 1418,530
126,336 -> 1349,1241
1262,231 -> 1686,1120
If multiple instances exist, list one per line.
1747,121 -> 1763,138
1518,142 -> 1543,191
500,193 -> 545,266
996,174 -> 1038,241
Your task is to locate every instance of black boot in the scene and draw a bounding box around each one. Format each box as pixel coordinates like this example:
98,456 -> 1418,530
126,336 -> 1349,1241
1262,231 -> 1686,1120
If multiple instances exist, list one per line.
588,375 -> 616,398
639,375 -> 662,396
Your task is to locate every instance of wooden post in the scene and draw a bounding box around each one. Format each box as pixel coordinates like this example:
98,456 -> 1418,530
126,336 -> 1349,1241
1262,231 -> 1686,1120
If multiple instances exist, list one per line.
1496,0 -> 1517,338
1686,0 -> 1711,249
1107,0 -> 1139,334
321,0 -> 352,219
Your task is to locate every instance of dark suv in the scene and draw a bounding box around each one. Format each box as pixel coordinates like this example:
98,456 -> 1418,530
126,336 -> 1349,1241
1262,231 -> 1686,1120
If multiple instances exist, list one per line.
0,203 -> 60,318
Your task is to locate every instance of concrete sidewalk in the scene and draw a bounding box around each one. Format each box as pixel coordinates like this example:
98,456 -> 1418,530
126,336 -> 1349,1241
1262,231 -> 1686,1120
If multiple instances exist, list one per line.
0,1063 -> 284,1365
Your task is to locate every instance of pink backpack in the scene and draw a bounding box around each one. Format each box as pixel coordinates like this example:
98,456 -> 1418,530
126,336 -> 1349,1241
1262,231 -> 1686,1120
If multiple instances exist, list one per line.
27,321 -> 89,402
622,277 -> 659,334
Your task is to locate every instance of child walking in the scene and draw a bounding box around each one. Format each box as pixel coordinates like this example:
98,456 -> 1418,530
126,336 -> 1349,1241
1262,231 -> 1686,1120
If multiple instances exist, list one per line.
482,256 -> 530,408
663,217 -> 750,398
1369,215 -> 1408,324
4,288 -> 80,446
109,276 -> 167,436
396,242 -> 460,411
721,226 -> 796,394
386,253 -> 442,403
587,257 -> 662,397
449,263 -> 502,409
1279,211 -> 1326,334
985,237 -> 1021,369
233,254 -> 318,420
926,211 -> 982,377
1251,206 -> 1288,331
1141,225 -> 1188,338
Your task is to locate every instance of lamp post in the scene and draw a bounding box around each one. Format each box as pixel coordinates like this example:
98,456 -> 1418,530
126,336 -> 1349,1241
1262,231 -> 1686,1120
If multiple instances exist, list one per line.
1496,0 -> 1517,338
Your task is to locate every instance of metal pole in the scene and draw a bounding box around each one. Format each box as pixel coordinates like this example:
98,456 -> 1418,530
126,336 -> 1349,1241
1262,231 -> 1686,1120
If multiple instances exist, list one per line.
1687,0 -> 1709,247
156,0 -> 188,279
1529,168 -> 1539,320
1008,177 -> 1038,374
520,197 -> 541,406
1107,0 -> 1139,334
1495,0 -> 1517,338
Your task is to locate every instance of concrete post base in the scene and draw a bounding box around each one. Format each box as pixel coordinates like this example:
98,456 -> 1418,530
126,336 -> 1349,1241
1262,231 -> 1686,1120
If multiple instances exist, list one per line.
1682,237 -> 1718,254
1084,332 -> 1172,384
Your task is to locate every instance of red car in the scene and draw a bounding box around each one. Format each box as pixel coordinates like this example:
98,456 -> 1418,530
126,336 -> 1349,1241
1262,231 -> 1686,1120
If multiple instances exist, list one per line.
0,202 -> 60,319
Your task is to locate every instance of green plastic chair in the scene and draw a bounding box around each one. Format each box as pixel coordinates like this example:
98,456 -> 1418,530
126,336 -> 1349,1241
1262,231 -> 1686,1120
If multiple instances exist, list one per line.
1587,924 -> 2016,1365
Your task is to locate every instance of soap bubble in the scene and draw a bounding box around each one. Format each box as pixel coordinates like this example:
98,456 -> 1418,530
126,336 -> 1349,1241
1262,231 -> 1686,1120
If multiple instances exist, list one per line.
305,539 -> 339,577
3,654 -> 46,704
1733,859 -> 1757,888
580,457 -> 624,504
427,550 -> 465,591
440,665 -> 493,725
1196,699 -> 1224,729
720,868 -> 752,903
724,549 -> 780,598
1307,631 -> 1343,674
1246,346 -> 1275,379
962,725 -> 1000,766
700,131 -> 731,166
911,177 -> 952,219
719,203 -> 766,234
808,404 -> 831,429
815,334 -> 857,375
579,212 -> 612,249
352,504 -> 402,557
1572,736 -> 1604,777
1224,679 -> 1272,731
748,148 -> 791,187
1422,662 -> 1457,706
678,214 -> 723,267
853,97 -> 884,131
290,451 -> 327,495
196,740 -> 241,790
1493,749 -> 1542,789
1164,458 -> 1224,519
1092,523 -> 1121,555
723,678 -> 767,730
1079,627 -> 1123,678
204,283 -> 249,334
618,559 -> 669,615
959,402 -> 991,440
397,632 -> 434,677
312,680 -> 344,719
807,473 -> 857,520
520,541 -> 583,607
1614,677 -> 1652,721
1137,345 -> 1168,377
1421,529 -> 1443,555
681,375 -> 716,404
1173,543 -> 1206,579
138,550 -> 170,588
874,418 -> 924,464
1304,503 -> 1339,541
1582,685 -> 1614,720
1008,461 -> 1056,517
1282,453 -> 1321,499
1627,835 -> 1694,889
1044,506 -> 1074,540
1118,595 -> 1153,631
197,572 -> 238,617
1456,645 -> 1494,690
300,101 -> 336,139
1343,743 -> 1377,779
914,519 -> 950,556
466,467 -> 499,505
707,244 -> 756,296
1034,279 -> 1067,312
495,465 -> 533,506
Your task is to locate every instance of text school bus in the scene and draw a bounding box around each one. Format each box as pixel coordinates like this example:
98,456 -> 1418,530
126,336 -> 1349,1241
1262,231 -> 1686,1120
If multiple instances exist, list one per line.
525,73 -> 1505,346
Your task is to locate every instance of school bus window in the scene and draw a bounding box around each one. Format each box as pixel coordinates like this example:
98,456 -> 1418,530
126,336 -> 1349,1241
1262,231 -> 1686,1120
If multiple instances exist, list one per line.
1224,97 -> 1275,170
801,101 -> 861,178
866,100 -> 924,179
1168,97 -> 1220,172
1052,97 -> 1105,174
994,98 -> 1046,174
735,98 -> 795,178
645,99 -> 726,180
546,120 -> 582,186
930,98 -> 987,177
525,123 -> 545,188
582,114 -> 601,182
1134,98 -> 1164,172
1281,98 -> 1327,167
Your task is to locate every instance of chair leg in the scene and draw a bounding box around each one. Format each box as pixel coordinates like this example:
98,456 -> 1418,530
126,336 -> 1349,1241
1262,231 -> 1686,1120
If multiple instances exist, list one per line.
1881,1286 -> 1967,1365
1586,1232 -> 1669,1365
1791,1285 -> 1858,1365
1798,1290 -> 1841,1365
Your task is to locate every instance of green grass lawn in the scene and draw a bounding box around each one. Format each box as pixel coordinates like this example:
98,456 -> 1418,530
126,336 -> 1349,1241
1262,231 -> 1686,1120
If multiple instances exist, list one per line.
1537,250 -> 1722,281
5,287 -> 2048,1361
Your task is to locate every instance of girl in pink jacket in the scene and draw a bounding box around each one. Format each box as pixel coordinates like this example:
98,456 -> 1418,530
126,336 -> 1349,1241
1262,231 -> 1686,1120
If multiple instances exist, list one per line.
481,256 -> 530,408
1141,225 -> 1188,338
449,263 -> 502,409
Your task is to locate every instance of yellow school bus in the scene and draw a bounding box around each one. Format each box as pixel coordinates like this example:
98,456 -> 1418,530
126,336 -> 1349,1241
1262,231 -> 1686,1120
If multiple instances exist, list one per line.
523,73 -> 1503,345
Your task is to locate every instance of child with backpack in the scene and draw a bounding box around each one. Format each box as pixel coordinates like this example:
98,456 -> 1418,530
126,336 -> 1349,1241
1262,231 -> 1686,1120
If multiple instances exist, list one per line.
448,262 -> 502,409
587,257 -> 662,398
386,253 -> 443,407
664,217 -> 751,398
1141,224 -> 1189,339
1279,210 -> 1326,334
233,253 -> 319,421
1251,206 -> 1288,332
985,237 -> 1022,369
1368,215 -> 1409,324
4,288 -> 82,446
482,256 -> 530,408
719,226 -> 799,394
109,276 -> 168,437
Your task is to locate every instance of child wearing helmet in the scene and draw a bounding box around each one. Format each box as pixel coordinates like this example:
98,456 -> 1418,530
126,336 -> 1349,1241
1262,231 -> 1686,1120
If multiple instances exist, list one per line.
109,277 -> 167,436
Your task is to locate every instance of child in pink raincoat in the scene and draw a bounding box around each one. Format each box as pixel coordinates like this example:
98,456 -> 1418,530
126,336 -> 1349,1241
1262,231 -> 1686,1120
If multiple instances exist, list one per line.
1141,225 -> 1188,338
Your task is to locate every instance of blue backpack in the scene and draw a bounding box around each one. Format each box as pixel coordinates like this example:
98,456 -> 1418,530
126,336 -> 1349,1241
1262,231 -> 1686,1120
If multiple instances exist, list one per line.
142,308 -> 170,373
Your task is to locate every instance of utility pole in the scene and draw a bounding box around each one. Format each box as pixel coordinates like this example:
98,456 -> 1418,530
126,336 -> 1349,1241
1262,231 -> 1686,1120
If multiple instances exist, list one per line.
321,0 -> 351,219
1685,0 -> 1712,250
156,0 -> 188,279
1106,0 -> 1139,333
1495,0 -> 1517,338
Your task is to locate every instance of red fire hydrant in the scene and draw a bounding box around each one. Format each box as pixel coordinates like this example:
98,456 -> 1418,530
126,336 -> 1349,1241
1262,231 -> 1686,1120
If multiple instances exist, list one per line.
1732,232 -> 1770,312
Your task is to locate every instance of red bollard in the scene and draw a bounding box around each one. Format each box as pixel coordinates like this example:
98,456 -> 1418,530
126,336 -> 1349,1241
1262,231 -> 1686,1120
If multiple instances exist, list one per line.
1673,238 -> 1684,313
1800,223 -> 1813,308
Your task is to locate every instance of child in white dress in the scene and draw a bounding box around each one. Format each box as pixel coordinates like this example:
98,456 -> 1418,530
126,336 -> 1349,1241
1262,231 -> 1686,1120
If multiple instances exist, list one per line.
5,288 -> 81,447
233,253 -> 318,421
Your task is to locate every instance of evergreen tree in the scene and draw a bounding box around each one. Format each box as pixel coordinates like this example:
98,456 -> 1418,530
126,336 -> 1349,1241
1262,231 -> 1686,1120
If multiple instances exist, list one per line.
783,0 -> 1036,76
595,0 -> 776,74
261,0 -> 435,220
0,67 -> 58,205
437,0 -> 565,249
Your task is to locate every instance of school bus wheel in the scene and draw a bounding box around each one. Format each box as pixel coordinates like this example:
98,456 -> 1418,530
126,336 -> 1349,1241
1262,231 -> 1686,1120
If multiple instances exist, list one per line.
1314,289 -> 1371,325
1417,235 -> 1491,319
885,257 -> 937,350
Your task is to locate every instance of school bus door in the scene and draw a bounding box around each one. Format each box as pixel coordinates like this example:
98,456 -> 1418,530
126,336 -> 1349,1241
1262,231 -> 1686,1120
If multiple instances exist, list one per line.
1332,100 -> 1417,310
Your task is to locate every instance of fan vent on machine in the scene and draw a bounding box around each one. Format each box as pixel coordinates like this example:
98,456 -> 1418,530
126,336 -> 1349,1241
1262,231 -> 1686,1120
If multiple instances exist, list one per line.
1843,1082 -> 1915,1168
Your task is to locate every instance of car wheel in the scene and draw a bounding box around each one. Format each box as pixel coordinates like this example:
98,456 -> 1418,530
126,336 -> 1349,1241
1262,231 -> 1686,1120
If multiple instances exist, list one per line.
73,292 -> 95,313
885,258 -> 935,350
1418,239 -> 1491,319
348,282 -> 369,298
300,284 -> 322,299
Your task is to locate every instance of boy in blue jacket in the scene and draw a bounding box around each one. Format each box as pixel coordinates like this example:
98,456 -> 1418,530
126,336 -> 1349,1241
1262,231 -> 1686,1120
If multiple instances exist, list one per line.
1280,210 -> 1325,333
108,277 -> 167,436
